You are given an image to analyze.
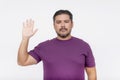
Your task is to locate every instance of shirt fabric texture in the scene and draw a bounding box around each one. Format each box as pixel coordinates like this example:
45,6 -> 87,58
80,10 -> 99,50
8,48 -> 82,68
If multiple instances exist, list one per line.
29,36 -> 95,80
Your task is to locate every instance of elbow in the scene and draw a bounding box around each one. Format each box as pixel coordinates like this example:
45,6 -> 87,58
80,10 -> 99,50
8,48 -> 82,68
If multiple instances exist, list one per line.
17,60 -> 27,66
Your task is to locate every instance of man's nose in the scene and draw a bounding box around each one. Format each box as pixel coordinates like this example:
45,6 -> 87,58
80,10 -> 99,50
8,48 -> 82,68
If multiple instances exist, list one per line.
61,22 -> 65,27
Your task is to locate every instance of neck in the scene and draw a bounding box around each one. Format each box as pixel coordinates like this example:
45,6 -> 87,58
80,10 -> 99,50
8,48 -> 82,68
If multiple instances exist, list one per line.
57,35 -> 72,40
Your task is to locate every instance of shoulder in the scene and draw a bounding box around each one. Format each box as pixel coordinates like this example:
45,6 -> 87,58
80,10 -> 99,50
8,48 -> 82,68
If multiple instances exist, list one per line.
36,38 -> 55,47
72,36 -> 91,48
73,37 -> 88,44
73,36 -> 92,52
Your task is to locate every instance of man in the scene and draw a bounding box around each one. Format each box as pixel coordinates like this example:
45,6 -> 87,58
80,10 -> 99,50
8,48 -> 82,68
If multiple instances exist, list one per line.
17,10 -> 97,80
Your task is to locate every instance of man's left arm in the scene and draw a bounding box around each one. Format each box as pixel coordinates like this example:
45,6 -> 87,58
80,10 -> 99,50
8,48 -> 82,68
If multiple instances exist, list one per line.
85,67 -> 97,80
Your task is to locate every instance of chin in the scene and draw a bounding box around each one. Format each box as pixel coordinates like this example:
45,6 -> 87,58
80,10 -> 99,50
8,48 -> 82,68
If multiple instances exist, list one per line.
58,33 -> 70,38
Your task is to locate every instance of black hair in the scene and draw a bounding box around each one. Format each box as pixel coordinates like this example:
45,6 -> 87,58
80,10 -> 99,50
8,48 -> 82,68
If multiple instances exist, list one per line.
53,9 -> 73,22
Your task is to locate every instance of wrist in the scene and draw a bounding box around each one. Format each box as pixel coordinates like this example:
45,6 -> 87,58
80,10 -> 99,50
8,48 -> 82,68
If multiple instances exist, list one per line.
22,37 -> 30,41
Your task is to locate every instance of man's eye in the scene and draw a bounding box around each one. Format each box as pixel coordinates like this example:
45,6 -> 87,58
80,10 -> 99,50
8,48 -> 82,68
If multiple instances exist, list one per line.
56,21 -> 61,24
64,20 -> 69,23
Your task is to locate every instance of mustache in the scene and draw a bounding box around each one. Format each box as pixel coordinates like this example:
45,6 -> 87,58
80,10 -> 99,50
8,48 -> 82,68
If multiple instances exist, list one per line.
59,28 -> 67,31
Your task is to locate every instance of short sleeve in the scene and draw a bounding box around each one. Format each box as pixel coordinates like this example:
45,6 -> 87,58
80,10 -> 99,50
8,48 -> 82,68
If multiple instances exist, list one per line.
29,44 -> 42,63
85,44 -> 95,67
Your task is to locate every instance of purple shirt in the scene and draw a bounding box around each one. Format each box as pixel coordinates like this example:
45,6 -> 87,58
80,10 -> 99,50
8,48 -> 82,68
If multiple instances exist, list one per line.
29,37 -> 95,80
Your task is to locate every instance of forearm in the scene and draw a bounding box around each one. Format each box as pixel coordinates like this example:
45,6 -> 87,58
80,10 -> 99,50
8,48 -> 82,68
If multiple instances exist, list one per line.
17,38 -> 29,65
86,67 -> 97,80
88,73 -> 97,80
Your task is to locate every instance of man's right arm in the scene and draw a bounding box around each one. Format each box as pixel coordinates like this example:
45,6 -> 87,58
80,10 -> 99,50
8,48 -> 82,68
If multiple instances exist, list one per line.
17,19 -> 38,66
17,38 -> 37,66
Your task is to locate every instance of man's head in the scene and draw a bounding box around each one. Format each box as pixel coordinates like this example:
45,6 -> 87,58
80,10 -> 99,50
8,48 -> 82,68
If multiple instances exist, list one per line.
53,10 -> 73,39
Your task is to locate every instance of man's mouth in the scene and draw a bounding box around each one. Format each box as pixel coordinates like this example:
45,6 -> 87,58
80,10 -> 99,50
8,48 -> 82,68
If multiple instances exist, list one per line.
60,28 -> 67,32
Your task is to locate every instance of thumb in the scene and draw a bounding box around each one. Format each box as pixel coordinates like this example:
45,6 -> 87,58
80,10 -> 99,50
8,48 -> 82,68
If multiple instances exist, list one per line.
33,29 -> 38,35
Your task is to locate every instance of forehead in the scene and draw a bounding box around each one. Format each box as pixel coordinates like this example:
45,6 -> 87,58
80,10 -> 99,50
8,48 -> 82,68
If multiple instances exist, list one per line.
55,14 -> 70,20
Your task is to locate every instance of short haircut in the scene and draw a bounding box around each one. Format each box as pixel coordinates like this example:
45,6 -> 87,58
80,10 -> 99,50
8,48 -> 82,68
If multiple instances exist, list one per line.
53,10 -> 73,22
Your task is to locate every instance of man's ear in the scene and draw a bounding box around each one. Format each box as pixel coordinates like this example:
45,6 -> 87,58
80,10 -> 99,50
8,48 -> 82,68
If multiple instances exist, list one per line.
53,22 -> 56,30
53,22 -> 55,28
71,21 -> 74,28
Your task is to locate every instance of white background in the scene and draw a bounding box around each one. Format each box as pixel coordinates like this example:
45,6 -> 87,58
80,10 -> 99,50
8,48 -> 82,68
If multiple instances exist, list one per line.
0,0 -> 120,80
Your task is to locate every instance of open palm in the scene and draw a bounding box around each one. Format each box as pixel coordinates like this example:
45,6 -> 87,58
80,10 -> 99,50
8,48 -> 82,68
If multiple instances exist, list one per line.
22,19 -> 38,39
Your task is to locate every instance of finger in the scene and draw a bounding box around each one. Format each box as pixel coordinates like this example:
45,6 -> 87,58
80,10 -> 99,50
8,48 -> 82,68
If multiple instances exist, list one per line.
30,19 -> 34,30
22,23 -> 24,32
26,19 -> 29,27
22,22 -> 26,33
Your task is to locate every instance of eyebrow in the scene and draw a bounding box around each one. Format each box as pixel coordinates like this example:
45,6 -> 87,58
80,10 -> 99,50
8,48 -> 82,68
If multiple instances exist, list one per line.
55,19 -> 70,21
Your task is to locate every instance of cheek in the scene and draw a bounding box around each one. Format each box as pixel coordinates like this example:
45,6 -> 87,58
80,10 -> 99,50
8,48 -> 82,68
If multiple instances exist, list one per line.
54,26 -> 61,31
66,25 -> 73,30
66,23 -> 73,28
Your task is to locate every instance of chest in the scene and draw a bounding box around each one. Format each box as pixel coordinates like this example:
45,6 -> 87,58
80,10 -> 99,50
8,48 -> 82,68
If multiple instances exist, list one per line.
41,45 -> 87,66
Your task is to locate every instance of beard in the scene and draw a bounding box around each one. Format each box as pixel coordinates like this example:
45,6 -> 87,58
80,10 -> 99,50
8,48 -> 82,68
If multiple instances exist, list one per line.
56,28 -> 71,38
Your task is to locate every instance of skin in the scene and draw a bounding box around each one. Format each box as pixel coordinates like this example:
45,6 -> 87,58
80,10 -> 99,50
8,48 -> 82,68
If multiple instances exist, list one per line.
17,19 -> 38,66
17,14 -> 97,80
53,14 -> 73,40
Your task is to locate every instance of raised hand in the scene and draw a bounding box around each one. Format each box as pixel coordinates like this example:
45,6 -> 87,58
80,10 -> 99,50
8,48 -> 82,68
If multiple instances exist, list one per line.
22,19 -> 38,39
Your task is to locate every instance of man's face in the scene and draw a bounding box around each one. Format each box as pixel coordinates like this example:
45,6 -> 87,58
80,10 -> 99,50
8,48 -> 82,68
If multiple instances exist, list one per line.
54,14 -> 73,38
